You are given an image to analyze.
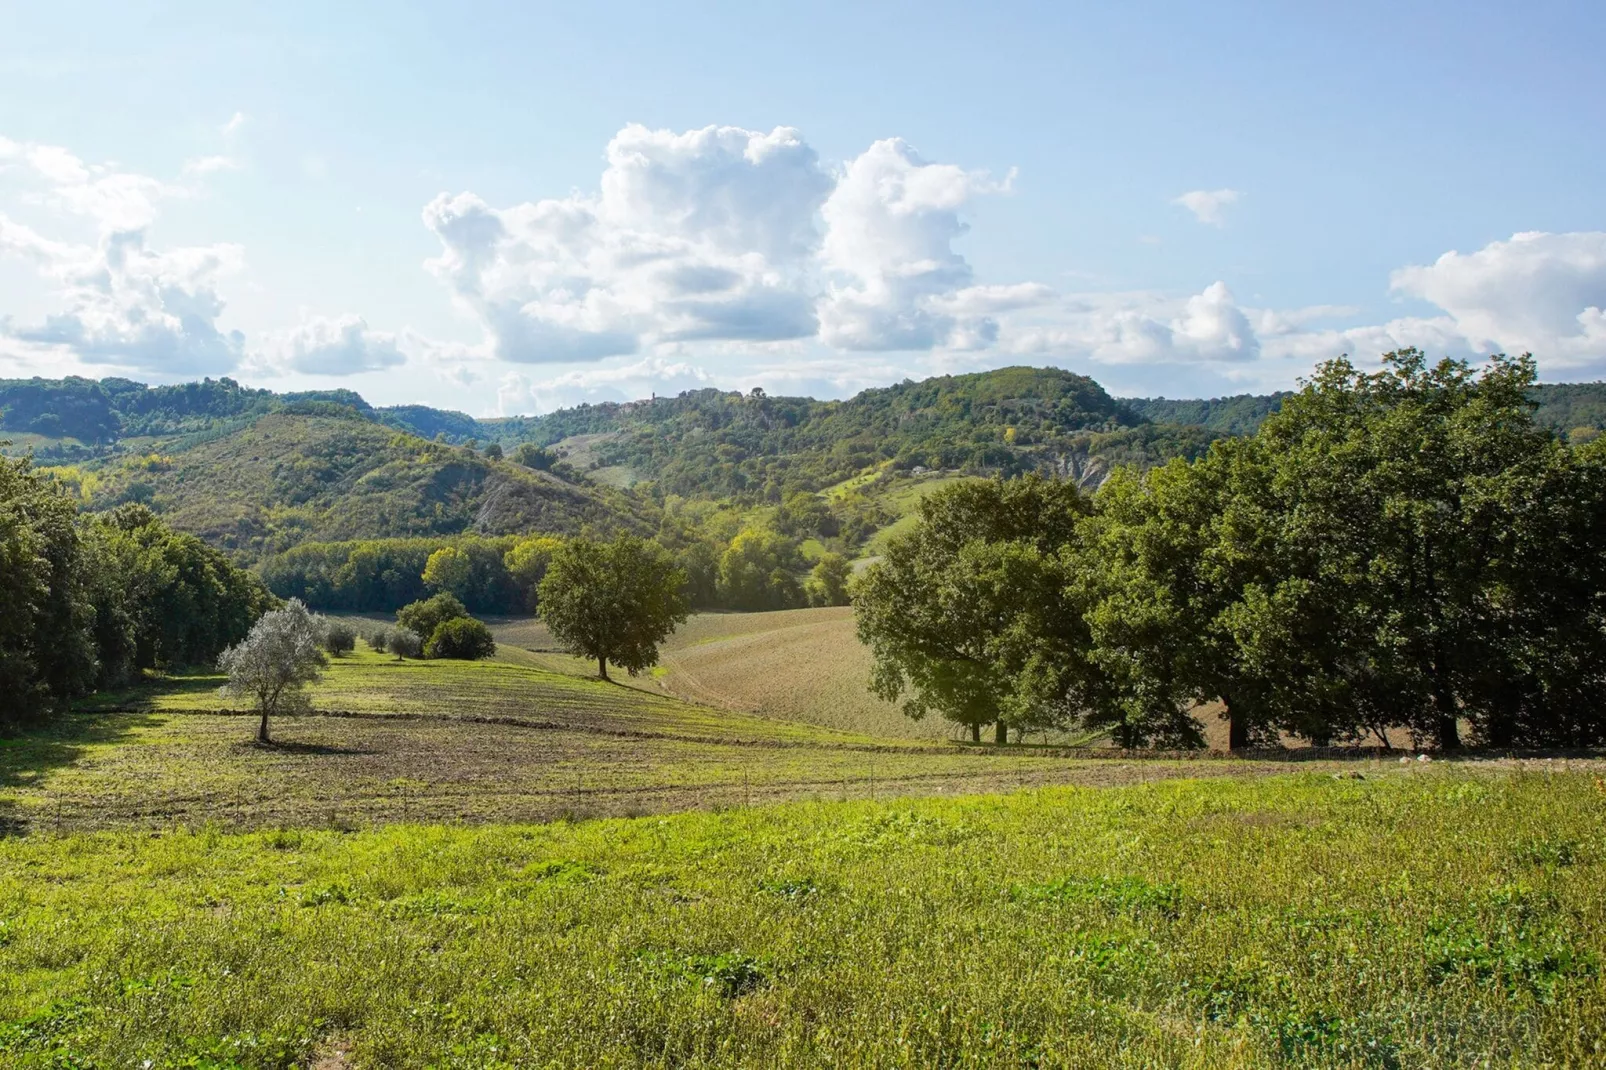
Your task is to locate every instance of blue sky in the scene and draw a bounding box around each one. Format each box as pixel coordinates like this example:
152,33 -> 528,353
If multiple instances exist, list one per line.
2,1 -> 1603,414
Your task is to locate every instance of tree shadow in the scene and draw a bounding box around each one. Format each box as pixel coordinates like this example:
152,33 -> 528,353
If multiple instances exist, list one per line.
0,711 -> 162,837
236,739 -> 378,757
71,671 -> 222,713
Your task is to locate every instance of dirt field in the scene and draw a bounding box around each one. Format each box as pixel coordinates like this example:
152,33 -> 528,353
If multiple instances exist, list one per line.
492,607 -> 943,739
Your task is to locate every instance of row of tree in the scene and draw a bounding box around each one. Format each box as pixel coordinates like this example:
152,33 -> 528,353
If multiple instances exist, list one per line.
2,456 -> 274,729
857,352 -> 1606,750
260,526 -> 855,617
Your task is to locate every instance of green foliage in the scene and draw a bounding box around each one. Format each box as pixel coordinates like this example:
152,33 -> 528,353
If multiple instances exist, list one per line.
805,553 -> 852,607
262,535 -> 526,614
322,619 -> 357,656
503,535 -> 563,611
855,475 -> 1096,743
387,627 -> 423,660
424,617 -> 497,661
421,545 -> 473,596
216,598 -> 327,742
0,458 -> 271,730
0,454 -> 95,726
396,592 -> 469,642
717,528 -> 804,610
538,536 -> 689,680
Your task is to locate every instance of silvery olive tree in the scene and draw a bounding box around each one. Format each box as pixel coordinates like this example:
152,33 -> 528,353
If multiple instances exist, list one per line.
218,598 -> 328,744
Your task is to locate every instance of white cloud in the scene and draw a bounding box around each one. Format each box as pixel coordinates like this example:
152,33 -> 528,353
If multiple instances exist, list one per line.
424,125 -> 1027,363
221,112 -> 247,137
1173,188 -> 1241,227
818,138 -> 1016,351
262,314 -> 406,376
424,124 -> 835,365
1006,281 -> 1259,366
0,134 -> 245,376
1389,231 -> 1606,367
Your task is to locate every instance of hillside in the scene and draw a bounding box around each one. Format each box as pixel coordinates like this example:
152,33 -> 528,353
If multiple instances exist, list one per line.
484,366 -> 1221,498
38,410 -> 651,560
10,367 -> 1606,565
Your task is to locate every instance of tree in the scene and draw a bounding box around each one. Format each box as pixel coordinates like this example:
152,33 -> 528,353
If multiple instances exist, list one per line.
504,535 -> 563,610
482,442 -> 504,461
424,617 -> 497,660
855,475 -> 1096,745
538,536 -> 689,681
323,619 -> 356,656
805,553 -> 853,607
422,546 -> 472,597
396,592 -> 469,641
0,454 -> 95,727
387,627 -> 423,660
217,599 -> 327,743
717,529 -> 803,610
365,625 -> 391,652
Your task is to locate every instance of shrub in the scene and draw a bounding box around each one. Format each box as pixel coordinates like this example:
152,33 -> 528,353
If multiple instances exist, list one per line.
387,627 -> 423,660
324,620 -> 357,656
425,617 -> 497,661
396,592 -> 468,642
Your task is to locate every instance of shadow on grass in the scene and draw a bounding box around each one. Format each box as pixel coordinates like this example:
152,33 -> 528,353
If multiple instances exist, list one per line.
0,710 -> 163,837
236,739 -> 378,757
71,670 -> 223,713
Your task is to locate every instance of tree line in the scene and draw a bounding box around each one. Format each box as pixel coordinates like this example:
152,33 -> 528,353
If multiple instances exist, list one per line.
857,352 -> 1606,750
1,456 -> 274,730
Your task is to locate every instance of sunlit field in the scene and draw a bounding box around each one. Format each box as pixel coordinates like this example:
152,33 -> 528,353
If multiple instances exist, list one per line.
2,769 -> 1603,1066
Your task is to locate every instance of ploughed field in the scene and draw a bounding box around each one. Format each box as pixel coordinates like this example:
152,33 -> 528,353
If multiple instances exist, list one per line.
9,648 -> 1324,834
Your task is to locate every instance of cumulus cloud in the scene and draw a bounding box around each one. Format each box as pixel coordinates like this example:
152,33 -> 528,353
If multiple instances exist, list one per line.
424,124 -> 1026,362
1173,188 -> 1241,227
1389,231 -> 1606,367
0,135 -> 244,375
1007,281 -> 1260,366
263,314 -> 406,376
425,124 -> 835,364
818,138 -> 1017,351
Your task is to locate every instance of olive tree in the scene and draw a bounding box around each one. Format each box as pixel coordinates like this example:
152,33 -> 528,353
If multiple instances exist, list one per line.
218,598 -> 327,743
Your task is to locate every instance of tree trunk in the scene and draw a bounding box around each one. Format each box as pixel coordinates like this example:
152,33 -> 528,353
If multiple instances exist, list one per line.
257,708 -> 271,744
1227,710 -> 1248,752
995,719 -> 1008,746
1435,692 -> 1460,752
970,722 -> 981,743
598,656 -> 610,682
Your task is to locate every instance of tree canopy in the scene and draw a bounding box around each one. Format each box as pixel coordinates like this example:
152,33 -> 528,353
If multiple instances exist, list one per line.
537,536 -> 689,681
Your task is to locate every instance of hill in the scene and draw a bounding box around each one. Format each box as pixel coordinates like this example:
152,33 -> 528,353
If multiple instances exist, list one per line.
36,409 -> 651,560
483,366 -> 1220,498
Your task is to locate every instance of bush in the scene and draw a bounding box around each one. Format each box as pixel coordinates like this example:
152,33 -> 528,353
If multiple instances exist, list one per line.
324,620 -> 357,656
424,617 -> 497,660
365,625 -> 391,652
396,592 -> 468,642
387,627 -> 422,660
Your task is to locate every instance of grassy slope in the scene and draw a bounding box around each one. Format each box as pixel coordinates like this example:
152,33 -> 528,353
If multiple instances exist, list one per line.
2,769 -> 1603,1066
63,413 -> 649,557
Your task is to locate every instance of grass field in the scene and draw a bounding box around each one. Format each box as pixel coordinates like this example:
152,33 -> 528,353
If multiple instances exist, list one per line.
2,767 -> 1603,1066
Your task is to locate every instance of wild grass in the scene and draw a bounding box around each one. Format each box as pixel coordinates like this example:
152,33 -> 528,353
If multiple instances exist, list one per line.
2,769 -> 1603,1066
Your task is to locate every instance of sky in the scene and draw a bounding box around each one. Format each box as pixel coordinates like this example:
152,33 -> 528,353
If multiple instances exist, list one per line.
1,1 -> 1604,415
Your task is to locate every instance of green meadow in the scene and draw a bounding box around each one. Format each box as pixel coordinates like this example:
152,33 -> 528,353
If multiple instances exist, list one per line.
1,767 -> 1603,1067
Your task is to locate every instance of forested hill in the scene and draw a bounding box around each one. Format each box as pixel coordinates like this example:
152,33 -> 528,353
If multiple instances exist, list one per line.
7,367 -> 1606,557
481,366 -> 1222,498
